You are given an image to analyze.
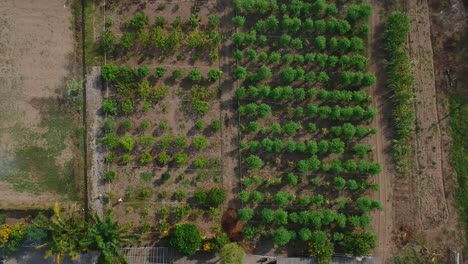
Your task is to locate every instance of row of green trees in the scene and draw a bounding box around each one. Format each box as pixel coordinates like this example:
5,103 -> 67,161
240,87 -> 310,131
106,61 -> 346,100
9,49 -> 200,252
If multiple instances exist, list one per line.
100,12 -> 221,55
235,50 -> 369,71
236,85 -> 370,105
383,12 -> 414,174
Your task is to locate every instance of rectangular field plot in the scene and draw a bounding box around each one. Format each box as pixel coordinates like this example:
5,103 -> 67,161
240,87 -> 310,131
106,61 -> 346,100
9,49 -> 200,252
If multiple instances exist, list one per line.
97,0 -> 227,237
233,0 -> 382,255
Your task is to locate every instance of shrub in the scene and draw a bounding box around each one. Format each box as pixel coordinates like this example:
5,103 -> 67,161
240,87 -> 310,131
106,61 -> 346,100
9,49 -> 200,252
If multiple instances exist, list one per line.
169,223 -> 202,256
100,29 -> 115,53
102,99 -> 118,115
193,135 -> 208,150
193,189 -> 207,205
245,155 -> 263,169
343,231 -> 377,256
237,208 -> 254,221
195,120 -> 205,131
174,152 -> 188,165
161,172 -> 171,182
210,120 -> 221,132
155,66 -> 166,78
140,151 -> 153,164
234,66 -> 248,80
102,63 -> 119,81
207,187 -> 226,207
232,16 -> 246,27
122,153 -> 133,164
188,68 -> 203,82
172,68 -> 183,79
157,151 -> 171,166
104,171 -> 116,181
273,227 -> 294,246
120,135 -> 135,152
0,223 -> 26,255
219,243 -> 244,264
207,69 -> 223,82
194,156 -> 206,168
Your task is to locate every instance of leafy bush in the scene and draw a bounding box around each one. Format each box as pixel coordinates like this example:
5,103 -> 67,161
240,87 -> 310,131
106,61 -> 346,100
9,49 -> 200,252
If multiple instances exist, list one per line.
104,171 -> 116,181
193,135 -> 208,150
245,155 -> 263,169
188,68 -> 203,82
102,99 -> 118,115
237,208 -> 254,221
207,187 -> 226,207
169,223 -> 202,256
155,67 -> 166,78
139,151 -> 153,164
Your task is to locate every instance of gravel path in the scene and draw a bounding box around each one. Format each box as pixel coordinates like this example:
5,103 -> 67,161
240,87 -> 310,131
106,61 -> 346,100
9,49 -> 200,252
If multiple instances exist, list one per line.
86,66 -> 105,218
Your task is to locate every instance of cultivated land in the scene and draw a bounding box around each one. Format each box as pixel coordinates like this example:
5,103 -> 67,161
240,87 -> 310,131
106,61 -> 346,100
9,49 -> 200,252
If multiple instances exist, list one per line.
0,0 -> 82,209
0,0 -> 467,262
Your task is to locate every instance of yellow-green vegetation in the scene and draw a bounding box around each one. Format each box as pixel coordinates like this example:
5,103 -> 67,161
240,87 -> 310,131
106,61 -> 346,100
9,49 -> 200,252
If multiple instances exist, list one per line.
0,103 -> 81,200
449,97 -> 468,248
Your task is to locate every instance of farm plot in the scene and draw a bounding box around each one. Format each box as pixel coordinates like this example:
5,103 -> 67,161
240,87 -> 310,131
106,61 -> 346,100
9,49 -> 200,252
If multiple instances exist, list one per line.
232,0 -> 383,258
98,1 -> 227,236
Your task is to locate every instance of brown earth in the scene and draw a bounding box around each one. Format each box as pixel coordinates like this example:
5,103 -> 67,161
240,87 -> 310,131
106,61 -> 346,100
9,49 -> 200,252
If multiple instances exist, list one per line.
367,0 -> 394,262
370,0 -> 467,262
0,0 -> 81,208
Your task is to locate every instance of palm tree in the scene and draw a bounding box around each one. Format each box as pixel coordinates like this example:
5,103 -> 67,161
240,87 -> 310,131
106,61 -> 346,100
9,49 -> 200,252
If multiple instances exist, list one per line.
38,202 -> 88,264
83,210 -> 136,264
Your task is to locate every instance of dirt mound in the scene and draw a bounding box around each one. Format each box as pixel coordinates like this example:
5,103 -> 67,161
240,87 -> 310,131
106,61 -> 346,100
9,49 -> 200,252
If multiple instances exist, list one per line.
222,208 -> 243,242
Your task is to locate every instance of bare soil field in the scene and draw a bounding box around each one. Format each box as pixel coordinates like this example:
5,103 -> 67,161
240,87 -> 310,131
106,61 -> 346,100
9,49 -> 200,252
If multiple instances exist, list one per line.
0,0 -> 82,208
375,0 -> 467,262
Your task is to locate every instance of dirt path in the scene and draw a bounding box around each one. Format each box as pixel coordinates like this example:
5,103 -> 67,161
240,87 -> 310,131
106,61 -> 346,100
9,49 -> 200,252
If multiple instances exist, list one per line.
407,0 -> 448,229
368,0 -> 394,262
87,67 -> 105,218
218,1 -> 239,209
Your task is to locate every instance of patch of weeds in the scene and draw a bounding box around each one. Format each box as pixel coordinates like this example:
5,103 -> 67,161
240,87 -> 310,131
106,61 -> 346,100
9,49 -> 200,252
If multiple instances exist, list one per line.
449,97 -> 468,248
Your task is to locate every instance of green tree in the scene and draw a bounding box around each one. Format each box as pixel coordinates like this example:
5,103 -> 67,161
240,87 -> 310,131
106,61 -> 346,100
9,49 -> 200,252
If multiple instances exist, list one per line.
273,227 -> 294,246
100,29 -> 116,53
169,223 -> 202,256
188,68 -> 203,82
245,155 -> 263,169
207,187 -> 226,207
208,69 -> 223,82
193,135 -> 208,150
83,212 -> 135,264
232,16 -> 246,27
343,231 -> 377,256
237,208 -> 254,221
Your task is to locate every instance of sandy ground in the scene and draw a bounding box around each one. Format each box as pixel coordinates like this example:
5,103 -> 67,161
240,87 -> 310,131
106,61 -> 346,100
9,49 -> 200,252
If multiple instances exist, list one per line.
0,0 -> 77,207
367,0 -> 394,262
407,0 -> 448,229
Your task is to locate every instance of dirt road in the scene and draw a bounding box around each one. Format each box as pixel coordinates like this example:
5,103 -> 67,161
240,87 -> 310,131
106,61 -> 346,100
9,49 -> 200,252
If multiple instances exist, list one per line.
368,0 -> 394,262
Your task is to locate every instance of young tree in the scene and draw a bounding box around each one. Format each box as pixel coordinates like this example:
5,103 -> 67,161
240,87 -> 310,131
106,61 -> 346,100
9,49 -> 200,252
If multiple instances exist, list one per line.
343,231 -> 377,256
188,68 -> 203,83
273,227 -> 294,246
220,243 -> 244,264
237,208 -> 254,221
245,155 -> 264,169
169,223 -> 202,256
208,69 -> 223,82
203,187 -> 224,206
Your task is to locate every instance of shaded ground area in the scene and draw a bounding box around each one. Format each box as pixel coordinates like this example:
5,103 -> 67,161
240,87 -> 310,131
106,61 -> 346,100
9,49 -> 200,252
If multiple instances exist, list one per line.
0,0 -> 82,208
